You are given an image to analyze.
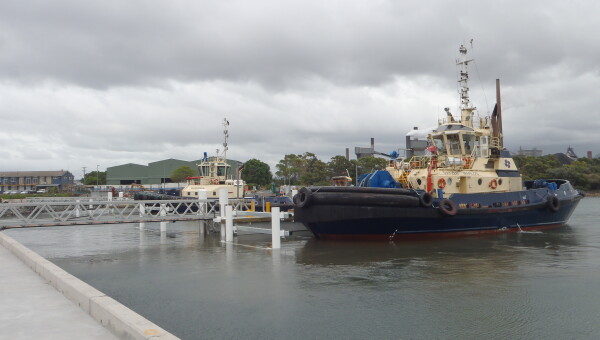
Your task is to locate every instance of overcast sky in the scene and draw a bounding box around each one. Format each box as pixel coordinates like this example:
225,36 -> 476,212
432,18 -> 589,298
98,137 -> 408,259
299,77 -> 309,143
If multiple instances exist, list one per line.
1,0 -> 599,179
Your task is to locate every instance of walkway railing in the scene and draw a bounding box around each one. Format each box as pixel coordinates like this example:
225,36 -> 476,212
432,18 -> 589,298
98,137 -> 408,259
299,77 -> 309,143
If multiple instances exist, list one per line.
0,199 -> 252,228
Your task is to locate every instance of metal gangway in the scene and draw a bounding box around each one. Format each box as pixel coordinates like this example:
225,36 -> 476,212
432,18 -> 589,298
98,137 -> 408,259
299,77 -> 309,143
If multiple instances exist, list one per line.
0,199 -> 251,229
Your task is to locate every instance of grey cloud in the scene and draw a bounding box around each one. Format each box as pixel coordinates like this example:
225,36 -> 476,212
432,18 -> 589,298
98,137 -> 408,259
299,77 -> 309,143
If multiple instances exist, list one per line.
6,1 -> 596,89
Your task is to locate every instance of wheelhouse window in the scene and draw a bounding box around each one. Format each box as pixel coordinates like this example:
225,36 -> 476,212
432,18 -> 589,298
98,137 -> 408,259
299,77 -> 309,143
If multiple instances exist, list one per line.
462,133 -> 475,156
199,165 -> 209,176
431,135 -> 446,155
446,133 -> 462,156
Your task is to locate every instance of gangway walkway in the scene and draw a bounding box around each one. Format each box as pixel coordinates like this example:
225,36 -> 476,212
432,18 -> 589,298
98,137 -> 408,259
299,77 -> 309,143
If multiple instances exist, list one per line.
0,199 -> 251,229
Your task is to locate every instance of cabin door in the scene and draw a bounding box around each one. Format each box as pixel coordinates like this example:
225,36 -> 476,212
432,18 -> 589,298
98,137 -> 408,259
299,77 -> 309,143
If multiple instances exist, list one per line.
480,136 -> 489,158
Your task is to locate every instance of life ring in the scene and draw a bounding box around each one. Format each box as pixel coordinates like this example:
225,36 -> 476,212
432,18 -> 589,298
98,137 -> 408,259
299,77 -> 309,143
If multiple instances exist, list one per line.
438,199 -> 457,216
437,178 -> 446,189
211,179 -> 219,185
419,192 -> 433,207
489,179 -> 498,189
547,196 -> 560,212
296,187 -> 312,208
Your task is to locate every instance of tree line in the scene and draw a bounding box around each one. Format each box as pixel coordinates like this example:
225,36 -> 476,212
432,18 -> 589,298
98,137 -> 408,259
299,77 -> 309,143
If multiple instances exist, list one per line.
237,152 -> 390,187
514,155 -> 600,191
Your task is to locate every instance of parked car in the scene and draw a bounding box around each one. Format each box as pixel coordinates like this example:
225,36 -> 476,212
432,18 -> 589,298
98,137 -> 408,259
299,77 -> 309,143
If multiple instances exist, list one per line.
36,189 -> 47,193
248,195 -> 294,212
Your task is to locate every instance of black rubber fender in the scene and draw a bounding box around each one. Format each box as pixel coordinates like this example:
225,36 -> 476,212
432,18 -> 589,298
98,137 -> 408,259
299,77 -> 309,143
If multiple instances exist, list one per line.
438,199 -> 457,216
296,187 -> 312,208
547,196 -> 560,212
419,192 -> 433,207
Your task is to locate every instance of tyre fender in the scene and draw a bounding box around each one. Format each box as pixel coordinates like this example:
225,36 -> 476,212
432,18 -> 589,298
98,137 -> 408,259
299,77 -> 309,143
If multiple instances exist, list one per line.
547,196 -> 560,212
419,192 -> 433,207
438,199 -> 457,216
296,187 -> 312,208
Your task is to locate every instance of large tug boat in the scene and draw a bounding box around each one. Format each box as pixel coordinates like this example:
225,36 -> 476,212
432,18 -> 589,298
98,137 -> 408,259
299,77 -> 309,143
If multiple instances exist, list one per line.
294,45 -> 584,240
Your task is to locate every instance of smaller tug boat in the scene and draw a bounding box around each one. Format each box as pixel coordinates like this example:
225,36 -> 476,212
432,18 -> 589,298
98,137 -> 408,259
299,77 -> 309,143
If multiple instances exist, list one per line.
294,45 -> 584,240
134,119 -> 245,202
181,118 -> 246,199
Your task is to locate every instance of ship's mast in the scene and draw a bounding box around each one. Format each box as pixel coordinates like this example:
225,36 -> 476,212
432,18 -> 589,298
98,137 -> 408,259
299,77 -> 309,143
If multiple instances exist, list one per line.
222,118 -> 229,161
456,44 -> 476,127
222,118 -> 230,179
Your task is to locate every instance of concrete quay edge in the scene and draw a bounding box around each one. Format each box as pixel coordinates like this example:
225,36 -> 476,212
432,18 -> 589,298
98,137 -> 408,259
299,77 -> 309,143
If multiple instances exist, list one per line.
0,232 -> 180,340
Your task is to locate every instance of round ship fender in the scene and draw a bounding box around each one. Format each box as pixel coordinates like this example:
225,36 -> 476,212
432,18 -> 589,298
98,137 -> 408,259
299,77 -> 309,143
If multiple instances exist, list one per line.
296,187 -> 313,208
438,199 -> 457,216
419,192 -> 433,207
547,195 -> 560,212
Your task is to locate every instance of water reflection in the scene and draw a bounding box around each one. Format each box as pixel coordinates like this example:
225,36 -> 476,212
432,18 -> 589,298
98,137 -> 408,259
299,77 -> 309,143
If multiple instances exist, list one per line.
293,226 -> 581,290
295,226 -> 579,267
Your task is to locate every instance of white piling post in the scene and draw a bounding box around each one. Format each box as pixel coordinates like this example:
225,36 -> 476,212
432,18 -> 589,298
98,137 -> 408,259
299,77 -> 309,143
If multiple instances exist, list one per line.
89,198 -> 93,209
198,189 -> 207,216
139,203 -> 146,229
107,191 -> 113,214
118,192 -> 124,200
225,205 -> 234,242
75,199 -> 80,218
160,203 -> 167,232
218,187 -> 228,218
199,221 -> 205,235
271,207 -> 281,249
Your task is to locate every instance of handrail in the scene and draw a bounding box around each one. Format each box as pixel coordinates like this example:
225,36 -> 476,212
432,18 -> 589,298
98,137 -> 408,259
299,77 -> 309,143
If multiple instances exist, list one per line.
0,198 -> 254,227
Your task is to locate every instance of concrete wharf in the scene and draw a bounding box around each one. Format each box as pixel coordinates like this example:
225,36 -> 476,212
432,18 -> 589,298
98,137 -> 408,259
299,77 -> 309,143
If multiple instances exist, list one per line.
0,232 -> 179,339
0,242 -> 119,339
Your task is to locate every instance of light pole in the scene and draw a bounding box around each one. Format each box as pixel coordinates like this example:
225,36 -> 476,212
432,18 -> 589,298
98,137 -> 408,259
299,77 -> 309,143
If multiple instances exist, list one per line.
96,165 -> 99,187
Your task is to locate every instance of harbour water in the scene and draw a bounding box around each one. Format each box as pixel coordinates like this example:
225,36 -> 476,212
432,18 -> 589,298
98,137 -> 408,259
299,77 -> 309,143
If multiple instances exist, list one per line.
6,197 -> 600,339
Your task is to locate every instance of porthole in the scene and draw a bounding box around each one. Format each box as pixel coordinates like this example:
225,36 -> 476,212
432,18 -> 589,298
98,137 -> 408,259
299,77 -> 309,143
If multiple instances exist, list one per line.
478,178 -> 482,185
447,178 -> 453,186
498,179 -> 503,185
417,179 -> 422,185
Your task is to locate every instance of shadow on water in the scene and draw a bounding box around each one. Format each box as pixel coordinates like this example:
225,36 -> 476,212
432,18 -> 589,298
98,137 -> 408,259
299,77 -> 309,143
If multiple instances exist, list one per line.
291,225 -> 583,293
296,225 -> 580,267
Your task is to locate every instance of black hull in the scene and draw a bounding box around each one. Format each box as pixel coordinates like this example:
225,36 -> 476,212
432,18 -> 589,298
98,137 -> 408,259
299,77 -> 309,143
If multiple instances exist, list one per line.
294,183 -> 584,240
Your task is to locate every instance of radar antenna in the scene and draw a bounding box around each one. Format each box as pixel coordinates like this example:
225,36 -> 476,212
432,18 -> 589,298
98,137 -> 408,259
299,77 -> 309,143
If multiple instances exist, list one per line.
222,118 -> 229,161
456,44 -> 476,127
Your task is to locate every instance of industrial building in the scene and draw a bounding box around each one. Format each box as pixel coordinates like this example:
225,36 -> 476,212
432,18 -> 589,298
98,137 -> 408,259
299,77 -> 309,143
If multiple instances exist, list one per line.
106,158 -> 243,186
517,147 -> 543,157
0,170 -> 75,193
354,128 -> 430,160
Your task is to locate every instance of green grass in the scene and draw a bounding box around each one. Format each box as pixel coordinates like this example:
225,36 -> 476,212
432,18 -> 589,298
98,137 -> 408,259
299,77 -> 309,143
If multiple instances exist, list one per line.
0,193 -> 72,200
